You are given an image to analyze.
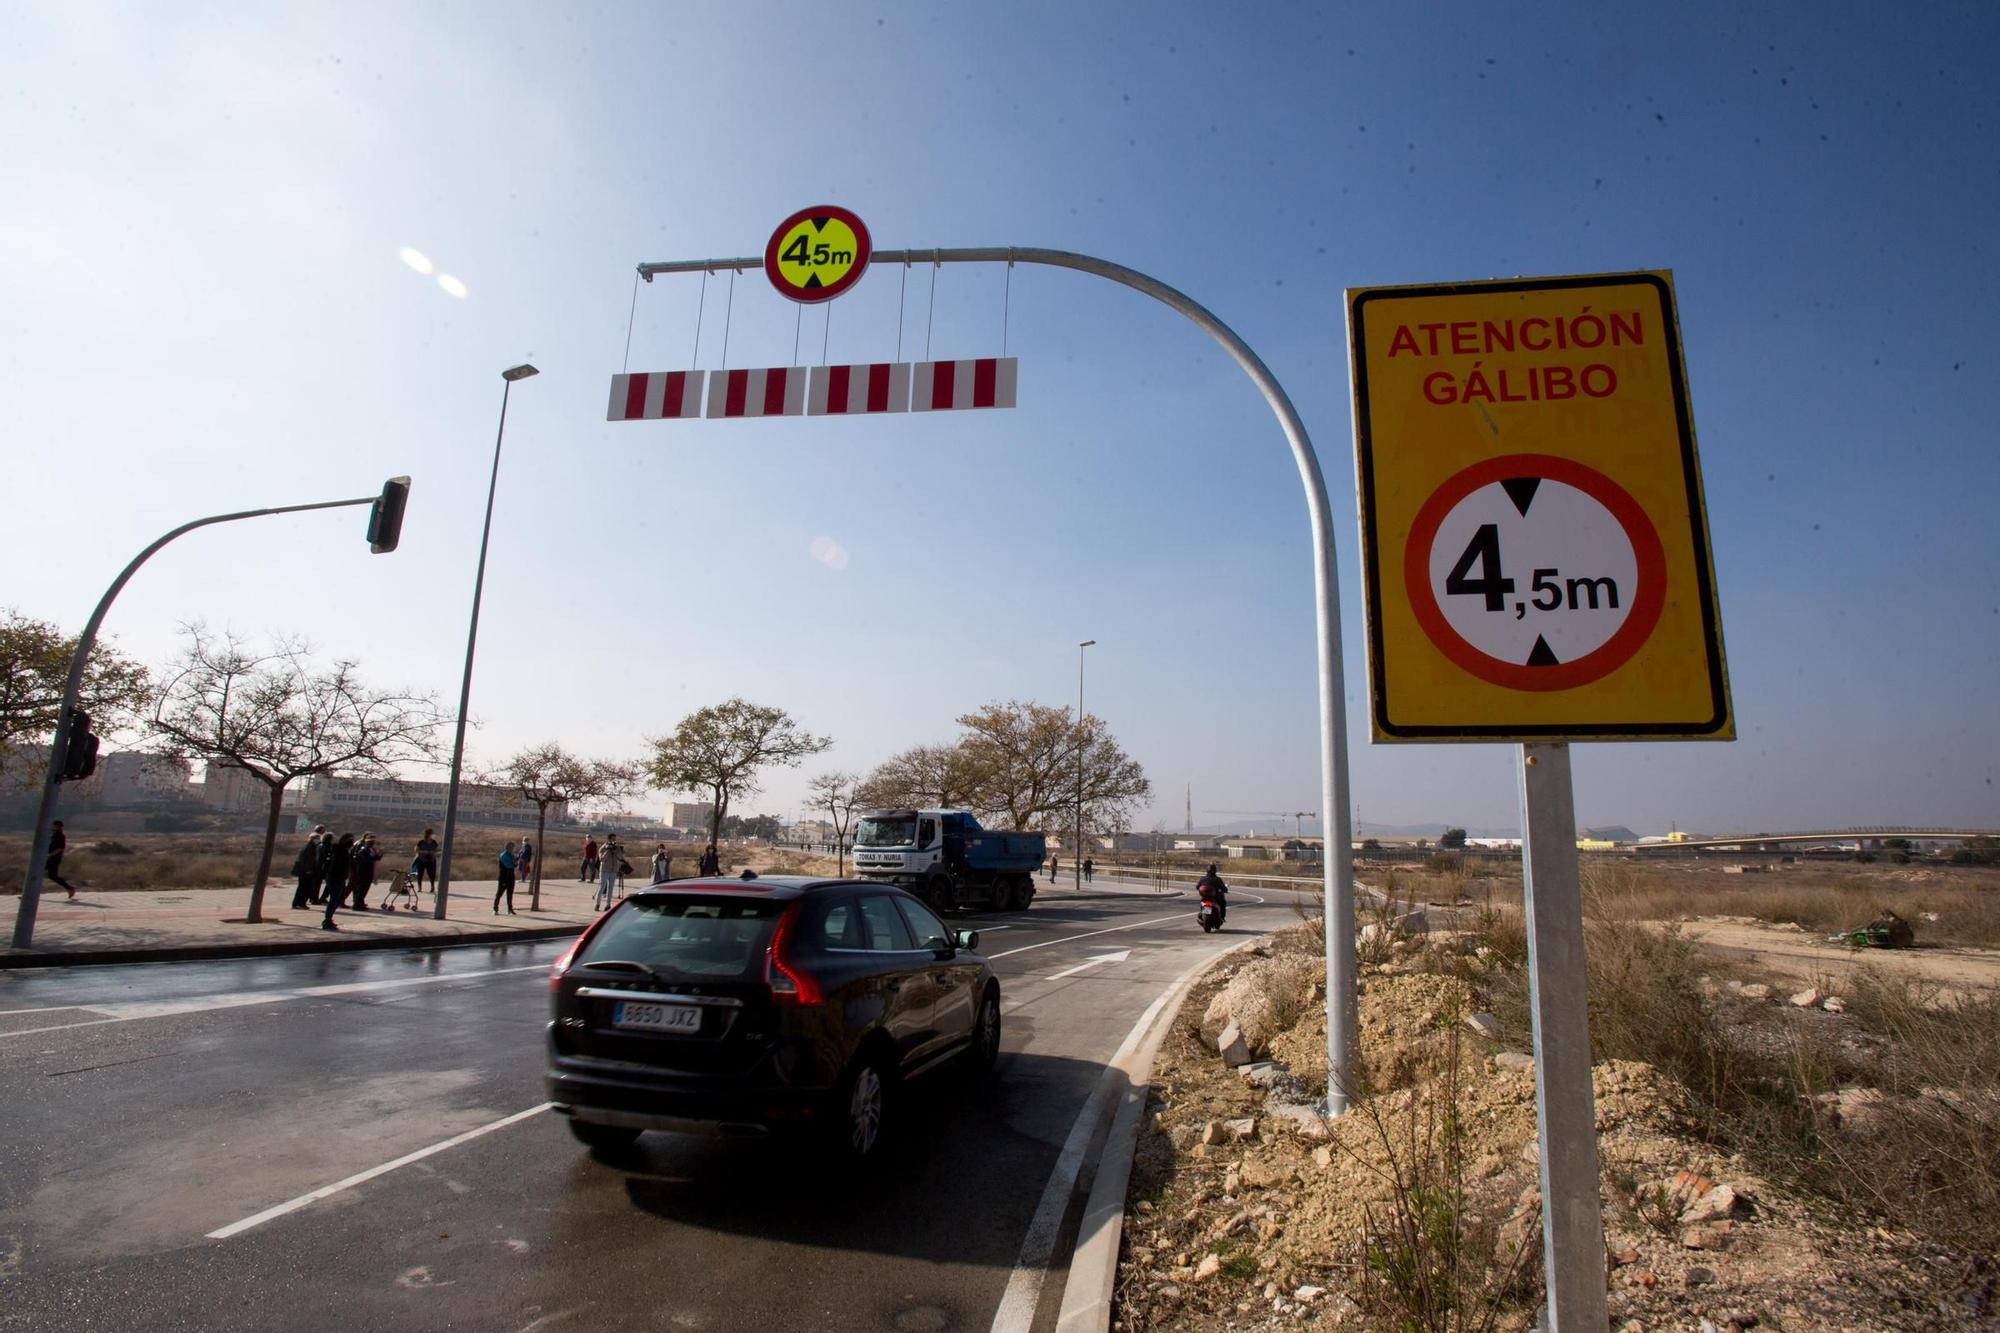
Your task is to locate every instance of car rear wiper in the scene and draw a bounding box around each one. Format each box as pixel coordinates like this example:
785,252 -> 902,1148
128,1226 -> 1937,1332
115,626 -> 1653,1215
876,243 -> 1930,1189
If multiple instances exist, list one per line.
576,959 -> 660,985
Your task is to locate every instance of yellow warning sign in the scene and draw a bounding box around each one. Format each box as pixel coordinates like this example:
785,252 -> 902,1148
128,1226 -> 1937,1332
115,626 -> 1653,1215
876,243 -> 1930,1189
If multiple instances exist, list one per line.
1347,271 -> 1732,742
764,205 -> 871,304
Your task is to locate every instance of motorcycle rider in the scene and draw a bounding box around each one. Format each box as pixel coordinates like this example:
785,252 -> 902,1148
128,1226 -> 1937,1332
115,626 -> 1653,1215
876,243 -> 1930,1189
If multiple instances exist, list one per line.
1196,863 -> 1229,928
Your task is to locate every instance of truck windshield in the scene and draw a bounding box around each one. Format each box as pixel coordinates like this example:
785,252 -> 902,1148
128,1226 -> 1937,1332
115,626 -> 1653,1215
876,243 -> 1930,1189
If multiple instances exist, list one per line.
855,815 -> 918,848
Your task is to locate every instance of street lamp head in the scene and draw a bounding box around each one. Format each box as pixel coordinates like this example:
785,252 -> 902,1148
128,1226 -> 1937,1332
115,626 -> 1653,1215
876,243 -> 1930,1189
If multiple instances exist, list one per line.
502,364 -> 540,382
1079,639 -> 1097,648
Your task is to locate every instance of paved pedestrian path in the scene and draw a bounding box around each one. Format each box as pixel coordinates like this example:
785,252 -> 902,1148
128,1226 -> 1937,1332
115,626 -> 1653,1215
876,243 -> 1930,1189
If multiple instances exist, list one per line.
0,874 -> 617,968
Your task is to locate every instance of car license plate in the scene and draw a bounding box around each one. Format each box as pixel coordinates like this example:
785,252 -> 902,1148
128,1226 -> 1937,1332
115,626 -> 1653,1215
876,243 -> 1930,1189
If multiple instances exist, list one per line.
612,1001 -> 702,1033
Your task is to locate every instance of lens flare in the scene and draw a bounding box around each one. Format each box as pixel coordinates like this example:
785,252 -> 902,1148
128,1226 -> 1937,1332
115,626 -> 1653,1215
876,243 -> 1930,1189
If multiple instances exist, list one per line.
437,274 -> 468,299
399,247 -> 434,275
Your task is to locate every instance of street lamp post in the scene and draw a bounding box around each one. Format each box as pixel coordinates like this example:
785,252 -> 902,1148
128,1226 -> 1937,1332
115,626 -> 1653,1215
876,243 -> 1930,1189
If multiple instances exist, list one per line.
1075,638 -> 1095,890
435,363 -> 538,919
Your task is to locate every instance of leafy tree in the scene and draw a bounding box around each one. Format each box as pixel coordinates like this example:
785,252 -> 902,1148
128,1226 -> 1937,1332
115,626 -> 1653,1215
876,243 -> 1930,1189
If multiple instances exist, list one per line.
719,813 -> 782,841
808,770 -> 863,874
954,699 -> 1151,834
646,699 -> 830,849
148,625 -> 445,922
0,609 -> 154,787
855,742 -> 991,814
1440,827 -> 1468,849
494,743 -> 638,909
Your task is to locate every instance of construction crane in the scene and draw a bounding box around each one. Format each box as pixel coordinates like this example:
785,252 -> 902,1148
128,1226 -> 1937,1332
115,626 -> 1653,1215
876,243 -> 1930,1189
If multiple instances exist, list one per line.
1206,809 -> 1319,839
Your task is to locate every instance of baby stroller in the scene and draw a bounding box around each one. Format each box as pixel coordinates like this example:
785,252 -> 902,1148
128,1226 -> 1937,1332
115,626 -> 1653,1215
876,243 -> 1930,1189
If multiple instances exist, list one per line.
380,859 -> 422,911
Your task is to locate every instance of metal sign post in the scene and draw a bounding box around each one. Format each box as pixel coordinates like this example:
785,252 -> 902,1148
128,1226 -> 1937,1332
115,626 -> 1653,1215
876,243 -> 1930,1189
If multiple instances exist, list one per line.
1516,742 -> 1607,1331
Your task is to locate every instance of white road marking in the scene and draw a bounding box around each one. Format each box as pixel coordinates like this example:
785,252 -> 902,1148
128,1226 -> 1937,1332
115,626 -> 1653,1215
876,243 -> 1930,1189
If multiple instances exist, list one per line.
0,964 -> 550,1038
987,976 -> 1183,1333
987,912 -> 1190,960
206,1103 -> 554,1240
1044,949 -> 1131,981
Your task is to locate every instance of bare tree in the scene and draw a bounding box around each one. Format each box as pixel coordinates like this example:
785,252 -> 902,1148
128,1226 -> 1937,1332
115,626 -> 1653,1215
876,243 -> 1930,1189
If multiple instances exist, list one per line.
955,699 -> 1151,833
806,770 -> 863,875
855,742 -> 991,814
646,699 -> 830,851
494,743 -> 639,909
148,625 -> 445,922
0,609 -> 154,787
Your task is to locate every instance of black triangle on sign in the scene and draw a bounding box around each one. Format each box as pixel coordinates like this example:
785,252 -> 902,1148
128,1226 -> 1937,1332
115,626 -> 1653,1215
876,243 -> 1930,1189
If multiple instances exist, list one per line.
1501,477 -> 1541,516
803,273 -> 823,289
1527,636 -> 1561,667
810,216 -> 830,232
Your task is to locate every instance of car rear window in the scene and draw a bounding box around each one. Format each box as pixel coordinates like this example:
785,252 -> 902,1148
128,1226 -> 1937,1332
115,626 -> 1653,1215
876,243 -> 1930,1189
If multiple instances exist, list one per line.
576,895 -> 785,982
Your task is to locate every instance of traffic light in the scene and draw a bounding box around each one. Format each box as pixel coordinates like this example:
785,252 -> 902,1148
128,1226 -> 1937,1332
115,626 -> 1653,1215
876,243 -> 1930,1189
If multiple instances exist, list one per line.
60,710 -> 99,782
367,475 -> 411,554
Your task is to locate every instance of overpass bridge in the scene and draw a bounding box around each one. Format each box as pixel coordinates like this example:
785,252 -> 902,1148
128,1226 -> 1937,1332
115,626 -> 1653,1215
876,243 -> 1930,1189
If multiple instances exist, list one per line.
1631,827 -> 1996,853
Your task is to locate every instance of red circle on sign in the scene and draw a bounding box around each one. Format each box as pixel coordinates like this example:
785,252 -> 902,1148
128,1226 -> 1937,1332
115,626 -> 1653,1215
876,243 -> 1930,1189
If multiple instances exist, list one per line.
763,205 -> 871,304
1403,453 -> 1667,692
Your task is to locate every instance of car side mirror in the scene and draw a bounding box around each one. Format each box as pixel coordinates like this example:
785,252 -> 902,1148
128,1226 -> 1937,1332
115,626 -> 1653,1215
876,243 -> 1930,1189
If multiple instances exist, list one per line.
953,928 -> 979,952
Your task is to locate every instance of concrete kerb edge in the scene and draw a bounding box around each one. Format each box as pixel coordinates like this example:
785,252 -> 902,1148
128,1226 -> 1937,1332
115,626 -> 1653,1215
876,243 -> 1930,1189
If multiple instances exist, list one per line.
0,922 -> 584,970
1053,933 -> 1276,1333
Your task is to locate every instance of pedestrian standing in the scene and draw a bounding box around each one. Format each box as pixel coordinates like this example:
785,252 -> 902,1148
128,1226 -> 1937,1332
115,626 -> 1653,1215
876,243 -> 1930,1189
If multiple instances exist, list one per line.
46,820 -> 77,898
495,841 -> 518,914
348,833 -> 381,911
517,837 -> 536,897
1049,855 -> 1059,883
594,839 -> 619,911
290,829 -> 323,909
698,843 -> 720,877
320,833 -> 355,930
1083,857 -> 1095,884
413,827 -> 440,892
651,843 -> 671,884
609,838 -> 629,891
580,835 -> 599,882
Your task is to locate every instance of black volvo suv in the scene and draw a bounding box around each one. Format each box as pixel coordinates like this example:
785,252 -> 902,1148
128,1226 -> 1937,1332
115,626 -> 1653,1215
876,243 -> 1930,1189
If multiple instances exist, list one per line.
545,874 -> 1001,1159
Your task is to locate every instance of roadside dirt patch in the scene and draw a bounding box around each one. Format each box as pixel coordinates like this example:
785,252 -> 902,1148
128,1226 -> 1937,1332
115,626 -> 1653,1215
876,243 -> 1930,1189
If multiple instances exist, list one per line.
1674,915 -> 2000,994
1116,923 -> 1991,1331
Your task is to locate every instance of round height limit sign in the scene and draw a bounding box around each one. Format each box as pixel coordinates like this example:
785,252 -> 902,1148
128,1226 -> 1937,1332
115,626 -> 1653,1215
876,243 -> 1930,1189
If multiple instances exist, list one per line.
1408,454 -> 1665,692
1348,270 -> 1732,740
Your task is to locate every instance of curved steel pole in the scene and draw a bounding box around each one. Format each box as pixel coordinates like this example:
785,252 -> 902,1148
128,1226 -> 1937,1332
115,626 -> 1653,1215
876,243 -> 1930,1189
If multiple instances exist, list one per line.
641,246 -> 1359,1112
13,495 -> 377,948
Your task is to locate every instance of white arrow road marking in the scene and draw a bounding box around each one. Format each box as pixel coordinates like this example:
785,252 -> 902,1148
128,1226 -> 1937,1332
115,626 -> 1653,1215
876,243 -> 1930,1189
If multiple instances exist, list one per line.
1044,949 -> 1131,981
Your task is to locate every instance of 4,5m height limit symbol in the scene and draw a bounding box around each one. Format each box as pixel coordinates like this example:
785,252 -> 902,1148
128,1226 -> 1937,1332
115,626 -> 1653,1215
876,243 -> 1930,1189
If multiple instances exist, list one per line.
635,243 -> 1362,1115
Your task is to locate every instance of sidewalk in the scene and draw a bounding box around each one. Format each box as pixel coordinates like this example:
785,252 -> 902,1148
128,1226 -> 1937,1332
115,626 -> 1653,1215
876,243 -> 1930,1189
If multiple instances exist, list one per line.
0,874 -> 612,969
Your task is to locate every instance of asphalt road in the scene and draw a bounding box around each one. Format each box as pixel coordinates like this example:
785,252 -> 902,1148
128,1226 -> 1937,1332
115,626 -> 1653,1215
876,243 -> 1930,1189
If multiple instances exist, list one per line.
0,876 -> 1319,1332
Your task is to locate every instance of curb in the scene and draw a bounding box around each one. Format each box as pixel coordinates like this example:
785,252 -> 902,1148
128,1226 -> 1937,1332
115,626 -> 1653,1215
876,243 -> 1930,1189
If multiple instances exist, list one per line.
1053,934 -> 1272,1333
0,922 -> 584,970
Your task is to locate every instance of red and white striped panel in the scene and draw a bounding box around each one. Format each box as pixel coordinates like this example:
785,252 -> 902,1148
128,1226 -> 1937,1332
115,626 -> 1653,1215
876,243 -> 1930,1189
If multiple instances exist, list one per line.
808,362 -> 911,416
705,367 -> 808,419
606,370 -> 705,421
910,357 -> 1017,412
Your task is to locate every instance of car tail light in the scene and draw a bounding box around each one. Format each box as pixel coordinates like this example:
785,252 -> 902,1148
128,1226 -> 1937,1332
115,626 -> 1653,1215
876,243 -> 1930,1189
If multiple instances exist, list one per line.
764,904 -> 822,1006
549,910 -> 615,992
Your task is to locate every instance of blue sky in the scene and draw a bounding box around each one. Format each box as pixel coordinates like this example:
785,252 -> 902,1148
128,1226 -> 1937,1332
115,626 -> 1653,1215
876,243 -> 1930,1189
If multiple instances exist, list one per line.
5,2 -> 1995,836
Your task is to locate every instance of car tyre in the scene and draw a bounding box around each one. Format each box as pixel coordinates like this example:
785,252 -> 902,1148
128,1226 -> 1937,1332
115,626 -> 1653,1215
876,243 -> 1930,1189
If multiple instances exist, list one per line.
961,985 -> 1001,1075
567,1118 -> 642,1154
834,1049 -> 892,1160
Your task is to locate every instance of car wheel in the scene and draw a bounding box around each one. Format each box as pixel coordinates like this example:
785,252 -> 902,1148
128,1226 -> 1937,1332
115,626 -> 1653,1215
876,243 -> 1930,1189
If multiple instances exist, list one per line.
834,1050 -> 892,1160
566,1119 -> 641,1153
962,985 -> 1001,1074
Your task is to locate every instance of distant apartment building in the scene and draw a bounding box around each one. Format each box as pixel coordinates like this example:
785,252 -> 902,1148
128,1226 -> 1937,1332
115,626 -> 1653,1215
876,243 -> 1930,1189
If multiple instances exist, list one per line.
72,752 -> 193,805
663,800 -> 715,834
202,760 -> 276,814
297,774 -> 558,828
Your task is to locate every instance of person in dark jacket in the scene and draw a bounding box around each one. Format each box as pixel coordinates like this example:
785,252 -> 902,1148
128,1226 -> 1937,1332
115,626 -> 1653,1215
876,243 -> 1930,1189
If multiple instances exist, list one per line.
1196,863 -> 1229,928
320,833 -> 355,930
347,833 -> 381,911
290,830 -> 323,910
698,844 -> 720,877
46,820 -> 77,898
495,841 -> 518,915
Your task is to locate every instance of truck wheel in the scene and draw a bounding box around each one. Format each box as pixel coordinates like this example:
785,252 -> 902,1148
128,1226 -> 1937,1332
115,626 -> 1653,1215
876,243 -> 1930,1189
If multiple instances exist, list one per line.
925,876 -> 956,913
1006,875 -> 1034,912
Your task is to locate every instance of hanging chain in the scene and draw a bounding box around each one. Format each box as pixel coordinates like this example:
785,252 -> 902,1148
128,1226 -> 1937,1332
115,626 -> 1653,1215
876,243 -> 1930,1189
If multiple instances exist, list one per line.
690,270 -> 708,369
1002,255 -> 1014,357
792,302 -> 803,367
621,270 -> 641,372
822,304 -> 832,365
895,263 -> 908,361
924,257 -> 938,361
719,269 -> 736,370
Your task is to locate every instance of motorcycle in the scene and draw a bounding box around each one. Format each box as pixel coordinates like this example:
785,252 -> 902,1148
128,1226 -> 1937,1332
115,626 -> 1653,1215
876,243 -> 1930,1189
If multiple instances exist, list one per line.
1196,893 -> 1226,933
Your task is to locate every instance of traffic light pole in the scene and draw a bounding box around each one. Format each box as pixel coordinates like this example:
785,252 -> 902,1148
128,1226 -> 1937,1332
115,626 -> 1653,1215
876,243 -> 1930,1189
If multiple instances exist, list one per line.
11,494 -> 379,949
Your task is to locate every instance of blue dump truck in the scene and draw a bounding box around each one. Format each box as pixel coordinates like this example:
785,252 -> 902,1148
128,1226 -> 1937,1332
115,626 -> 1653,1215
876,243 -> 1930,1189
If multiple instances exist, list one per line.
850,809 -> 1045,911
